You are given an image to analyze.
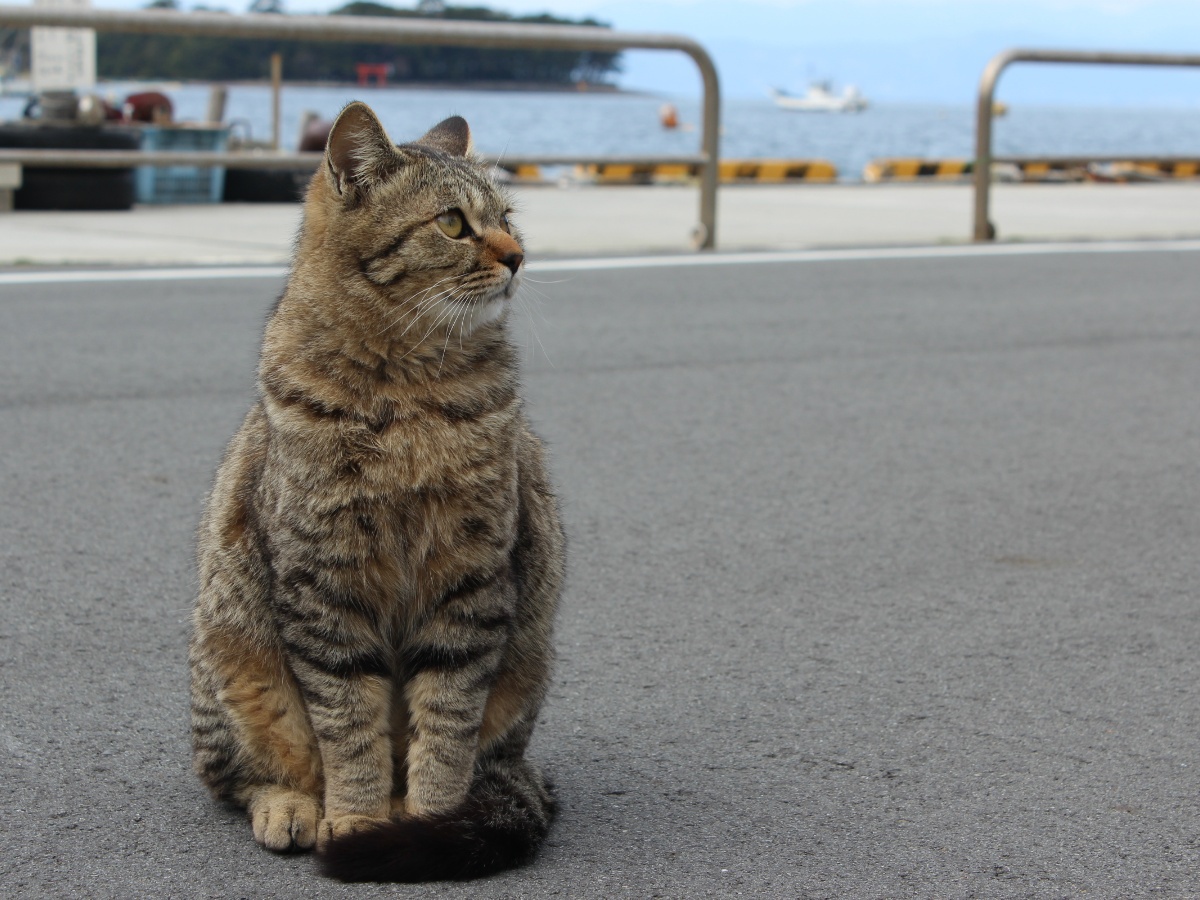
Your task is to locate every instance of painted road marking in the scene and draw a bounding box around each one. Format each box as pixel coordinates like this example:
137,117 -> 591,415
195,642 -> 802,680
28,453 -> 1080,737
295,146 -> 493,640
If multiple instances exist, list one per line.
2,239 -> 1200,285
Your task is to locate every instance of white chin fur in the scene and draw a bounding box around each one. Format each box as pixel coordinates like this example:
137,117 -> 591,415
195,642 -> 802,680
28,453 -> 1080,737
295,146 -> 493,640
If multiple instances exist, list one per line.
460,295 -> 508,333
462,274 -> 518,333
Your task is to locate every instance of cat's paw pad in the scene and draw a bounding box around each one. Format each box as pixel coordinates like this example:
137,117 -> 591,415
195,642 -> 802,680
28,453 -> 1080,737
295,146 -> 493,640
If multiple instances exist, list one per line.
250,789 -> 320,852
316,813 -> 389,851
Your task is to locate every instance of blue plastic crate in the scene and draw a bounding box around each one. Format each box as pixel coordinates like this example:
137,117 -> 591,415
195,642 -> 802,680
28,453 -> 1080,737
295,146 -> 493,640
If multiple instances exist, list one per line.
136,126 -> 229,204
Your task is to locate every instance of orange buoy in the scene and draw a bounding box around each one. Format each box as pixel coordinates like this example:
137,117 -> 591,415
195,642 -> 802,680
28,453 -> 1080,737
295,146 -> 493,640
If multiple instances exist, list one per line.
659,103 -> 679,129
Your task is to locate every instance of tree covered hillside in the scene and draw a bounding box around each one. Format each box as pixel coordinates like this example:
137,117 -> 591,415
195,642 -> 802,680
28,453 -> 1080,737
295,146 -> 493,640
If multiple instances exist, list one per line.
96,1 -> 622,85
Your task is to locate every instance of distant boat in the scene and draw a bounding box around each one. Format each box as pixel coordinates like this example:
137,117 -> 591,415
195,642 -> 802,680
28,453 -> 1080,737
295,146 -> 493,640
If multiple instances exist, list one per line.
770,82 -> 868,113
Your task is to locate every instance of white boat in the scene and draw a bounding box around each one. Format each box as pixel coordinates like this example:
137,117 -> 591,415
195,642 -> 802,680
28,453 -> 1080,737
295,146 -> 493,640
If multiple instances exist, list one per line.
770,82 -> 868,113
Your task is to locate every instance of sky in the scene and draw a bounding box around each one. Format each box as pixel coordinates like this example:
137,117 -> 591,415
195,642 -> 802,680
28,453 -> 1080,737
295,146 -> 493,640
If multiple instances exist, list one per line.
26,0 -> 1200,102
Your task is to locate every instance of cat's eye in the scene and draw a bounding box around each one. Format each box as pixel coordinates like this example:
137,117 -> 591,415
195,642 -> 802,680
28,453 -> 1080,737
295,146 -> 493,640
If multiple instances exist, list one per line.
436,209 -> 470,239
500,213 -> 512,233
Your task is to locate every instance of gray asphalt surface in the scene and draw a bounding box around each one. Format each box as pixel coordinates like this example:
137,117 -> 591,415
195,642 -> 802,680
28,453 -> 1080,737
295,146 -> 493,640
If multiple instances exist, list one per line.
2,248 -> 1199,898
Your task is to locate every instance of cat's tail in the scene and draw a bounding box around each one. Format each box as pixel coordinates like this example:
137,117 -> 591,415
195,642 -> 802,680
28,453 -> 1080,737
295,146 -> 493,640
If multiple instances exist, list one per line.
317,756 -> 556,883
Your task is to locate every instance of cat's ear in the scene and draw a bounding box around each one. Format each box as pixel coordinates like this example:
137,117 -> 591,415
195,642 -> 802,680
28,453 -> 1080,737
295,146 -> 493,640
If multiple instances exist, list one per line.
324,101 -> 398,200
415,116 -> 473,157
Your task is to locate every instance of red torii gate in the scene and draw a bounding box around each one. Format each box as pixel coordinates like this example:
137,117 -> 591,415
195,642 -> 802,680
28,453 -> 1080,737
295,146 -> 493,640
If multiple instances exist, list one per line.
355,63 -> 390,87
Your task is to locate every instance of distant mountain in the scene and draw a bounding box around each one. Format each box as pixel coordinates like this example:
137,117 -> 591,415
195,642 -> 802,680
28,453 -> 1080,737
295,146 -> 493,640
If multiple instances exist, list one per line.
93,1 -> 621,85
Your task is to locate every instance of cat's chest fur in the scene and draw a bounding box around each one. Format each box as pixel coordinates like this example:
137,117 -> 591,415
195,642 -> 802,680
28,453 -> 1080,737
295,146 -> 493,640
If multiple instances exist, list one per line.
256,337 -> 521,620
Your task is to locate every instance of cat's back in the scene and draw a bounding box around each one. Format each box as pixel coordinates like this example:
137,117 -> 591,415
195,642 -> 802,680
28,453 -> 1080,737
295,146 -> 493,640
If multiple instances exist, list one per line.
195,402 -> 272,616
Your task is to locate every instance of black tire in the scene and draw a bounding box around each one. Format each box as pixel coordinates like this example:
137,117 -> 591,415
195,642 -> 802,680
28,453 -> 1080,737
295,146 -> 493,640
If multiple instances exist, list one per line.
0,122 -> 141,150
0,123 -> 140,211
14,168 -> 136,211
222,167 -> 307,203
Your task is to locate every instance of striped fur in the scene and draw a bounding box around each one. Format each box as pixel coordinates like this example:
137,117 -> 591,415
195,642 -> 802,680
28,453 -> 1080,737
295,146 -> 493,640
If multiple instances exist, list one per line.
190,102 -> 564,882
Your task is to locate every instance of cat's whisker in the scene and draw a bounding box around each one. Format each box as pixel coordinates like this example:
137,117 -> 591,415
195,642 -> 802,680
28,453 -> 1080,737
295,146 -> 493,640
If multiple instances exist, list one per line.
434,300 -> 463,377
392,284 -> 464,341
395,289 -> 466,365
454,301 -> 471,352
509,291 -> 554,368
518,279 -> 550,308
490,140 -> 513,181
393,275 -> 458,314
435,292 -> 478,375
378,276 -> 461,338
449,292 -> 475,340
402,307 -> 457,362
512,296 -> 537,359
375,288 -> 442,338
516,283 -> 555,330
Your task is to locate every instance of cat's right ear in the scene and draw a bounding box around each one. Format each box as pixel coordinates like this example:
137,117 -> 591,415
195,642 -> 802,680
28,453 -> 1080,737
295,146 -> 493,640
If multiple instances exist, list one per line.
325,101 -> 398,201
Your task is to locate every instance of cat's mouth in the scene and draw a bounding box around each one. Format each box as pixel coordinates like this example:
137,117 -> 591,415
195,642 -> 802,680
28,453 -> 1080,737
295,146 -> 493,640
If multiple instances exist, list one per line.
468,269 -> 519,305
500,270 -> 520,300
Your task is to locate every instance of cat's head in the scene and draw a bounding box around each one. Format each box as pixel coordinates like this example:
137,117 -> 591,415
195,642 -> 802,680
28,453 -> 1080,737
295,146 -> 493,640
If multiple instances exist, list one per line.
302,101 -> 523,337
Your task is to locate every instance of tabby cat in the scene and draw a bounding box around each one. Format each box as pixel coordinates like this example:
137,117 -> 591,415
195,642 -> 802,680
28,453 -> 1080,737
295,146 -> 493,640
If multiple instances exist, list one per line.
189,101 -> 565,883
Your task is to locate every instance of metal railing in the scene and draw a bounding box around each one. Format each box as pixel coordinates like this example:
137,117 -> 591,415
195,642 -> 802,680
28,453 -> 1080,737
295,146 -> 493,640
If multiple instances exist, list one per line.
974,48 -> 1200,242
0,6 -> 721,248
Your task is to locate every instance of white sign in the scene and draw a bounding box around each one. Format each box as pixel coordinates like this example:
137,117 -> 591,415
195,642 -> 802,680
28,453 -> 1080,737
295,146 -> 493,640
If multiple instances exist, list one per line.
31,0 -> 97,92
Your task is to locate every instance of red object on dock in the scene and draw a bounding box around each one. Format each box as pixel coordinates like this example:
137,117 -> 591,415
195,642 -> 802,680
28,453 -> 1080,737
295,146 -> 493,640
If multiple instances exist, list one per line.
124,91 -> 173,124
356,63 -> 390,87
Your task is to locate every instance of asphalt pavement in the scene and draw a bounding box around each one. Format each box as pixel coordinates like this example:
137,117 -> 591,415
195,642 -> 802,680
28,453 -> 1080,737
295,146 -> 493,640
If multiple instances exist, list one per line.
2,245 -> 1199,897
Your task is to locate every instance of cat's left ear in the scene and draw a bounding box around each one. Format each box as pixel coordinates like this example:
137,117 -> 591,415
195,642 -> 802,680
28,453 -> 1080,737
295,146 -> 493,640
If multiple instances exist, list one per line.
416,116 -> 473,157
325,101 -> 398,200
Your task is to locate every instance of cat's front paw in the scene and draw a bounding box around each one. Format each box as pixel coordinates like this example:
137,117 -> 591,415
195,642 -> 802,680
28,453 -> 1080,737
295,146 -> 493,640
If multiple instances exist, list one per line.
316,813 -> 390,851
249,787 -> 321,852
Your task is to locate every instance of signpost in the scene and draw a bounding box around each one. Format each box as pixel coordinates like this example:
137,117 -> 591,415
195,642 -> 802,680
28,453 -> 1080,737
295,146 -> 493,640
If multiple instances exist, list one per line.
31,0 -> 95,93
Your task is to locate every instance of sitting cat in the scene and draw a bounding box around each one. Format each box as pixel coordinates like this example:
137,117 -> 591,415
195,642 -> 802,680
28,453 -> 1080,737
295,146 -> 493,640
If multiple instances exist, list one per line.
189,101 -> 565,883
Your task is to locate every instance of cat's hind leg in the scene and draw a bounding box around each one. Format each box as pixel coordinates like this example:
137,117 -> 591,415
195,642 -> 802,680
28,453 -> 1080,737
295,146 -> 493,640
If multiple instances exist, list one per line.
190,620 -> 325,851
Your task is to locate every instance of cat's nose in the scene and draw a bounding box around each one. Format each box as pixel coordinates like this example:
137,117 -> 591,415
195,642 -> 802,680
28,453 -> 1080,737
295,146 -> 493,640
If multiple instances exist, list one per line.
499,251 -> 524,275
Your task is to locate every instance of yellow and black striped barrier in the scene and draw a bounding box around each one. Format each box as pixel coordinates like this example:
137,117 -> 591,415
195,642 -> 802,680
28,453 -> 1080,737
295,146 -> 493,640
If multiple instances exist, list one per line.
498,163 -> 544,183
575,159 -> 839,185
865,158 -> 1200,183
511,157 -> 1200,187
1089,160 -> 1200,181
718,159 -> 837,183
575,162 -> 699,184
1003,159 -> 1200,182
1154,160 -> 1200,178
863,159 -> 974,182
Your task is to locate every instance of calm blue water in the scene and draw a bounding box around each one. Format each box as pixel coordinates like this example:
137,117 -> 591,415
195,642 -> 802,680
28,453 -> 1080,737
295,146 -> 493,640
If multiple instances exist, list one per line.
4,82 -> 1200,181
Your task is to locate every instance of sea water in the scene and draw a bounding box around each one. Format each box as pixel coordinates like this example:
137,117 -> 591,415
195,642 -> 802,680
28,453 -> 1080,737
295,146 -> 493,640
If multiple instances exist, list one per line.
3,82 -> 1200,182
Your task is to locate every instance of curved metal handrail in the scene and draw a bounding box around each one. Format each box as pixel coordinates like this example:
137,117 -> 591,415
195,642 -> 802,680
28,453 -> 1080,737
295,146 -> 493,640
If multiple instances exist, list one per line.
0,6 -> 721,248
974,48 -> 1200,242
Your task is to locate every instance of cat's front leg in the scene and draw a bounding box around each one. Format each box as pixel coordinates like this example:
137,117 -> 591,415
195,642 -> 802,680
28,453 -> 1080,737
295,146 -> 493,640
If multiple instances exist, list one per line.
277,598 -> 395,845
402,569 -> 516,816
303,667 -> 395,847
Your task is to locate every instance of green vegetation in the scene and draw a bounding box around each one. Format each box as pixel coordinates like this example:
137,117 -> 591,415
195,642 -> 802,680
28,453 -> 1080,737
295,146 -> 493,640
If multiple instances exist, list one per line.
94,1 -> 622,85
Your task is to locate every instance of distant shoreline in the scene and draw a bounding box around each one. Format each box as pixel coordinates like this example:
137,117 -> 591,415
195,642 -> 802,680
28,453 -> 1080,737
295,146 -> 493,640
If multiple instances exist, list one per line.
0,77 -> 634,96
250,79 -> 631,94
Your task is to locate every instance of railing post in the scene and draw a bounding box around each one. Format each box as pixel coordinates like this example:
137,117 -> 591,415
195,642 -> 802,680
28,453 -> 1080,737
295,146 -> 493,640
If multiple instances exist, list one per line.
269,52 -> 282,150
679,40 -> 720,251
973,51 -> 1014,242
